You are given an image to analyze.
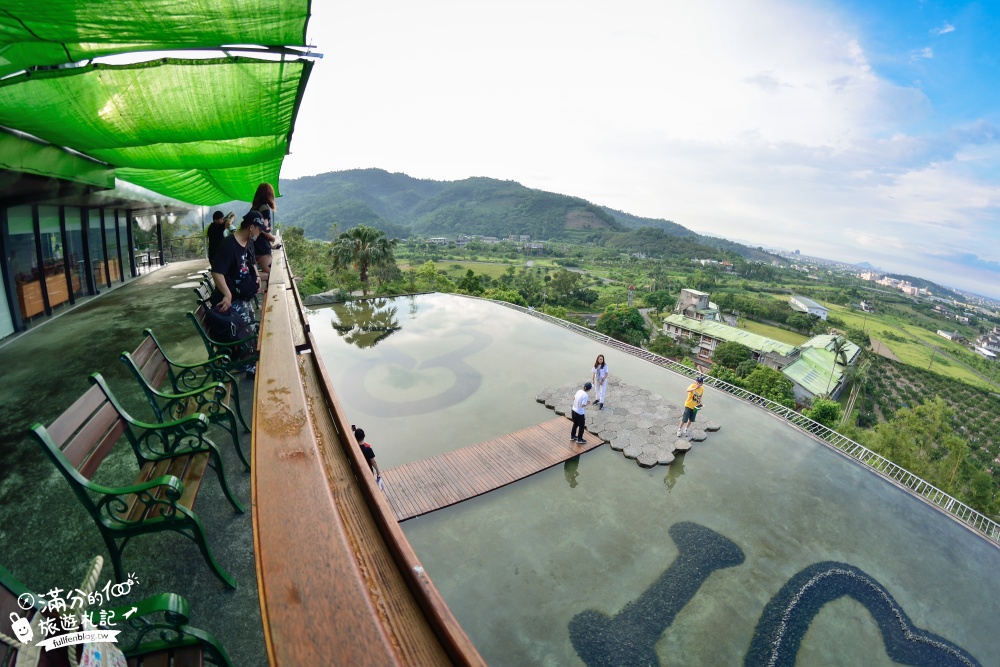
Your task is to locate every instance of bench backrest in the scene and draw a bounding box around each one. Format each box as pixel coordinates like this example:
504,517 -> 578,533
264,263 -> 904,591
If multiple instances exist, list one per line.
31,375 -> 138,514
126,335 -> 170,390
193,281 -> 213,307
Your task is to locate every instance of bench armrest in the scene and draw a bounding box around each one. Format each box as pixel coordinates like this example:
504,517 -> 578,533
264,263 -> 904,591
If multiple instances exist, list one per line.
142,328 -> 233,375
92,473 -> 187,526
139,380 -> 231,422
107,592 -> 190,627
105,592 -> 235,667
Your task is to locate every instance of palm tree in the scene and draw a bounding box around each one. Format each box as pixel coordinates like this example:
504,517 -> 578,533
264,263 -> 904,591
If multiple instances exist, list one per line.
825,335 -> 850,396
331,225 -> 398,296
839,353 -> 871,428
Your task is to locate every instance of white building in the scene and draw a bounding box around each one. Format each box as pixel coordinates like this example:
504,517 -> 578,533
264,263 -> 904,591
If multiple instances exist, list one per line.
673,289 -> 720,322
789,295 -> 829,320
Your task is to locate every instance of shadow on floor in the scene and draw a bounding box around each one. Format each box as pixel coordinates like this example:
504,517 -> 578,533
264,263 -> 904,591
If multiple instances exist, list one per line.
0,259 -> 265,667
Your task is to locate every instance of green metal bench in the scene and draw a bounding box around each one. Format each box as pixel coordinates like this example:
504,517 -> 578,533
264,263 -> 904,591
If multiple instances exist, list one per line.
186,305 -> 258,374
119,329 -> 251,471
1,561 -> 234,667
30,373 -> 244,590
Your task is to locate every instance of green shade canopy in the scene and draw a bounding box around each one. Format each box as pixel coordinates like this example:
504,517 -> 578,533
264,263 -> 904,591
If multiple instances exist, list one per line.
0,57 -> 312,204
0,0 -> 311,79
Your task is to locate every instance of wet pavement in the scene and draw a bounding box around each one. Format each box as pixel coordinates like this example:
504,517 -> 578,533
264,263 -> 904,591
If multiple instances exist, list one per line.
0,259 -> 265,666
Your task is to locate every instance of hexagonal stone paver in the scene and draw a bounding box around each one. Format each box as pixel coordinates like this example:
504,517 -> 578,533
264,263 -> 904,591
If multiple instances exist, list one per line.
637,452 -> 659,468
622,444 -> 643,459
689,429 -> 707,442
705,420 -> 721,431
673,438 -> 693,453
655,449 -> 676,465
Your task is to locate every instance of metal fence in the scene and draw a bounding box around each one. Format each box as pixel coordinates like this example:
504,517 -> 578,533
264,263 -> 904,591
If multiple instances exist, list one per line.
484,298 -> 1000,546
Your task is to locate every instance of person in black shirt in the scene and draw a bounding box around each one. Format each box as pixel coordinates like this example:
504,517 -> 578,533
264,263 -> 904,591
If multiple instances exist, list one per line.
205,210 -> 227,264
352,426 -> 382,486
210,212 -> 262,357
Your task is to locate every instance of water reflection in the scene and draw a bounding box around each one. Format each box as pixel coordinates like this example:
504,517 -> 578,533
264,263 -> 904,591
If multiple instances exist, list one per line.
564,455 -> 580,489
664,455 -> 685,493
331,298 -> 401,349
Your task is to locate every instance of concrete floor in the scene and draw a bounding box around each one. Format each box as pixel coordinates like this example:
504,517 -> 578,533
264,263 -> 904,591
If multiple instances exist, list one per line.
0,259 -> 265,666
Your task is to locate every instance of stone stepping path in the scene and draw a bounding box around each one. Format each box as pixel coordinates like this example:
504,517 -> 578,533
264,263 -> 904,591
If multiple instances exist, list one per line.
536,377 -> 720,467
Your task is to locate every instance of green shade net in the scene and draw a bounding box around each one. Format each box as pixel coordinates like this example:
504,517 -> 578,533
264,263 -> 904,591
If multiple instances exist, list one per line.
0,57 -> 312,204
0,0 -> 311,79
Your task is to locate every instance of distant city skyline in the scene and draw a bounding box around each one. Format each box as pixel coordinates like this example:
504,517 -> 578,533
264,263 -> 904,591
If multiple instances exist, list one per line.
283,0 -> 1000,300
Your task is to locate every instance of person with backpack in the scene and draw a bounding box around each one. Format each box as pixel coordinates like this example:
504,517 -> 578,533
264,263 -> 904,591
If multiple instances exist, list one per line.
210,210 -> 263,372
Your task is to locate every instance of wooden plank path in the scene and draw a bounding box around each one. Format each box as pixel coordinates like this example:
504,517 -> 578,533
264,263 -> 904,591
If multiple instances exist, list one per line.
383,418 -> 604,521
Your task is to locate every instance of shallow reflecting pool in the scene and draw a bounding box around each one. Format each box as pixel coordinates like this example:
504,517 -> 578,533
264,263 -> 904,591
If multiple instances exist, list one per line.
310,293 -> 999,666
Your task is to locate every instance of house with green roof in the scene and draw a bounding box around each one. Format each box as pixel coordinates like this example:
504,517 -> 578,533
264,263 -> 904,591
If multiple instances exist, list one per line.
663,314 -> 861,402
780,334 -> 861,402
662,313 -> 797,364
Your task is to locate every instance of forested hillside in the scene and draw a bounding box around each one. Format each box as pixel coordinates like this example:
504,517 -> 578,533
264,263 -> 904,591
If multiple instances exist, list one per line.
266,168 -> 781,262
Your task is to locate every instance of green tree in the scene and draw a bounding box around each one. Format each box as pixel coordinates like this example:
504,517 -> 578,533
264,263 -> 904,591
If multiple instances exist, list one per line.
713,342 -> 753,369
742,366 -> 795,407
803,398 -> 842,428
643,290 -> 675,313
457,269 -> 484,294
331,224 -> 398,296
596,304 -> 650,347
708,365 -> 741,387
547,269 -> 582,304
482,287 -> 527,306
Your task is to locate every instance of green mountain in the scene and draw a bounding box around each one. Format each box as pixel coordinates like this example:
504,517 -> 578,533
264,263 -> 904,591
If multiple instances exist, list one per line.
271,168 -> 780,262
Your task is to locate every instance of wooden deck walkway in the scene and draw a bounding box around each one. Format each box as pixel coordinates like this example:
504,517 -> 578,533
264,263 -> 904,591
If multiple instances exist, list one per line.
382,418 -> 604,521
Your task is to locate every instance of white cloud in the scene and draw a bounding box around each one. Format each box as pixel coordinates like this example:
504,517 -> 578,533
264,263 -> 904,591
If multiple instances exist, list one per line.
910,46 -> 934,62
931,22 -> 956,36
286,0 -> 1000,297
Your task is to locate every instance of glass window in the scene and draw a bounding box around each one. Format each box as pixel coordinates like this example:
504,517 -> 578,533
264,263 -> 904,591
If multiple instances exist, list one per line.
38,206 -> 73,311
62,207 -> 85,299
7,206 -> 45,319
88,208 -> 107,289
104,209 -> 121,283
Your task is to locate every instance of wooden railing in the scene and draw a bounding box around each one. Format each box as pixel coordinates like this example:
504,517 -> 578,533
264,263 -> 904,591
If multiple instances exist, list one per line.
252,251 -> 485,666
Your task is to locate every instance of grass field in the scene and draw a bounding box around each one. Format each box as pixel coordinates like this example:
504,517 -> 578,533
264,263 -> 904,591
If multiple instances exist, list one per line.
825,304 -> 992,390
739,319 -> 809,346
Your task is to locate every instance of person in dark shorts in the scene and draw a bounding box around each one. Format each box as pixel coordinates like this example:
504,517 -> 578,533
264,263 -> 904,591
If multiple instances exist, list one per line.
677,375 -> 705,438
210,210 -> 262,372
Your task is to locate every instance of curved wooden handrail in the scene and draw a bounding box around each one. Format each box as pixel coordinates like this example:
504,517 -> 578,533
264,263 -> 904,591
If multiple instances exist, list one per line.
253,250 -> 485,666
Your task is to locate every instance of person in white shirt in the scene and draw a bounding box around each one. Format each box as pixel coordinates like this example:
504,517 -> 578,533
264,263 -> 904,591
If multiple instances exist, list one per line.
571,381 -> 593,444
591,354 -> 609,409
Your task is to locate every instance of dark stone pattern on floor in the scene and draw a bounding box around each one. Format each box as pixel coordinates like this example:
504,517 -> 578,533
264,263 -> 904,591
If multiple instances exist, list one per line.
536,377 -> 720,467
569,522 -> 745,666
745,561 -> 981,667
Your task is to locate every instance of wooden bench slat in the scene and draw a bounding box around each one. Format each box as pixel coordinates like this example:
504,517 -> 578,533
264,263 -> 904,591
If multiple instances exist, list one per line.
48,384 -> 109,448
171,646 -> 204,667
72,403 -> 128,479
132,652 -> 170,667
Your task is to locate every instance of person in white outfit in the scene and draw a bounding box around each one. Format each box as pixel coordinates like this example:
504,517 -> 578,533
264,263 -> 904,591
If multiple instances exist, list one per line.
571,381 -> 593,444
591,354 -> 609,409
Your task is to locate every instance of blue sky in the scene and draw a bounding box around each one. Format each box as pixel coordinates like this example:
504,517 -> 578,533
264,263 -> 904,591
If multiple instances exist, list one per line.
283,1 -> 1000,299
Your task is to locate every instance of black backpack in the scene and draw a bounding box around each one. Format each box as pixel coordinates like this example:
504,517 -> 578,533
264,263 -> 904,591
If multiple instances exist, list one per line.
204,306 -> 256,358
